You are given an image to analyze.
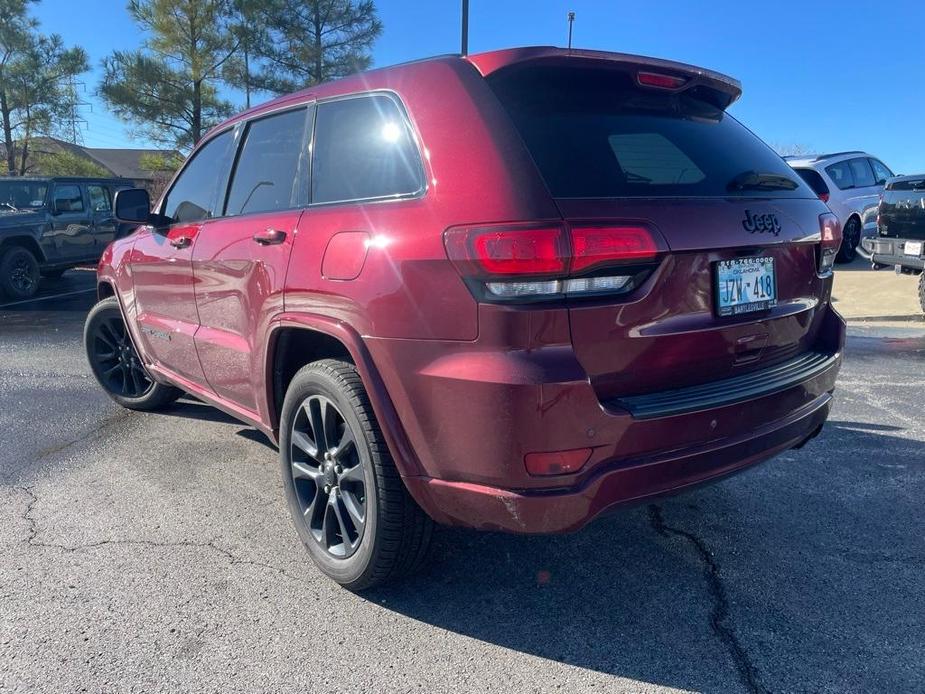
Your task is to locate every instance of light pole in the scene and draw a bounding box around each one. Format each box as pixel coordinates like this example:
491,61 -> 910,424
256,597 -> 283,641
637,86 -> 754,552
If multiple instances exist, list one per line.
461,0 -> 469,56
567,11 -> 575,50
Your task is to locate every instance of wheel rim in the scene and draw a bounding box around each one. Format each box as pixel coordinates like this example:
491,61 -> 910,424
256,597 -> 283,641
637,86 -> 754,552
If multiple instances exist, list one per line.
843,221 -> 860,259
289,395 -> 367,559
90,315 -> 154,398
10,255 -> 36,293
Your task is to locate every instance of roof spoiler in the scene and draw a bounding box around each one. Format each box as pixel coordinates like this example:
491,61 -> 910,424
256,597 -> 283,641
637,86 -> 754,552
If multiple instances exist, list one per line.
466,46 -> 743,110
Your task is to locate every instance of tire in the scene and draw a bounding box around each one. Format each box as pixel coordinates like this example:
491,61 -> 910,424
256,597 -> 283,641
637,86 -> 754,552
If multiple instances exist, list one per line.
836,217 -> 861,263
84,297 -> 182,410
40,268 -> 66,280
279,359 -> 433,590
0,245 -> 40,300
919,274 -> 925,315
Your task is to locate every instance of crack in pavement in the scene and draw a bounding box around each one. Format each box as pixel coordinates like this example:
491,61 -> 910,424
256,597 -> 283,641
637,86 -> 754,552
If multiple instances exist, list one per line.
16,485 -> 306,584
648,504 -> 768,694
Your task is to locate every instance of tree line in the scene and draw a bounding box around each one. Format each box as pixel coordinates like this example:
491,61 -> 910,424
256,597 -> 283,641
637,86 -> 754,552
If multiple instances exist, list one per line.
0,0 -> 382,175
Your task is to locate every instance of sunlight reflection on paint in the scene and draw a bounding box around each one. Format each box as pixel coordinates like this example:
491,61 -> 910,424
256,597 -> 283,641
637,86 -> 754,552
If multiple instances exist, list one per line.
365,234 -> 391,250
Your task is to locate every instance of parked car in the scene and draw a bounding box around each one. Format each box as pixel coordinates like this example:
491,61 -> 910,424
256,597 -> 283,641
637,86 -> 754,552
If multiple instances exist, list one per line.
864,173 -> 925,313
0,176 -> 134,300
85,47 -> 845,589
786,152 -> 894,263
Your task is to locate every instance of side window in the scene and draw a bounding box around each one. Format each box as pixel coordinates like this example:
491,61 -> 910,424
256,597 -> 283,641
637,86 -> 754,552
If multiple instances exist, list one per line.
225,107 -> 309,216
312,94 -> 424,204
53,184 -> 84,212
163,130 -> 234,224
869,159 -> 893,185
87,185 -> 111,212
848,158 -> 876,188
825,161 -> 855,190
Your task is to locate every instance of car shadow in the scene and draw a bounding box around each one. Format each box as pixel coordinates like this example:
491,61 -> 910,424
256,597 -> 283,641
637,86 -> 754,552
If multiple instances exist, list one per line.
160,398 -> 276,449
357,423 -> 922,692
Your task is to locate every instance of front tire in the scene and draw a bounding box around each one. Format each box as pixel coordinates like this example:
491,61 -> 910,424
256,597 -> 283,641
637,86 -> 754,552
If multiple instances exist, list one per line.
836,217 -> 861,263
84,297 -> 181,410
279,359 -> 433,590
0,246 -> 40,299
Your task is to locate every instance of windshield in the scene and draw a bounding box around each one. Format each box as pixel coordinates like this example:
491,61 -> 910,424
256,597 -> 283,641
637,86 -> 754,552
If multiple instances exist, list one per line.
488,66 -> 814,199
0,181 -> 48,211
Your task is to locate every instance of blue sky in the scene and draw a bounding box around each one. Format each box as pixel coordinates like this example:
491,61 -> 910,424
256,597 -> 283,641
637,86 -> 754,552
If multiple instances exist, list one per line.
33,0 -> 925,173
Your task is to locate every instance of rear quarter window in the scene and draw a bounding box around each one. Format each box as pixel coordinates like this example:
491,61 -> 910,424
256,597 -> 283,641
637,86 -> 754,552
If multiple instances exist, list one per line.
311,94 -> 424,205
487,66 -> 812,199
825,160 -> 855,190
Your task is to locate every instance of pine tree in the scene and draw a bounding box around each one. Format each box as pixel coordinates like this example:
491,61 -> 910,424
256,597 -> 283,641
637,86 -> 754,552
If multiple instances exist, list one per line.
100,0 -> 237,149
0,0 -> 88,174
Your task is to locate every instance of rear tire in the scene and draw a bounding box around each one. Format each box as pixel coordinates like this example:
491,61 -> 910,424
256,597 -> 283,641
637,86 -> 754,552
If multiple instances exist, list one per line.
836,217 -> 860,263
279,359 -> 433,590
0,246 -> 40,300
84,297 -> 181,410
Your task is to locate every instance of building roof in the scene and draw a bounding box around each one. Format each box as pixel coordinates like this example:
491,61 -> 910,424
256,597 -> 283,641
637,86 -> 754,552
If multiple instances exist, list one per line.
80,146 -> 177,181
19,137 -> 181,182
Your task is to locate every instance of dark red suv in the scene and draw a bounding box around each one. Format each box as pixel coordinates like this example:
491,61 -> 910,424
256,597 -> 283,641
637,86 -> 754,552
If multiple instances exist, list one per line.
85,47 -> 845,589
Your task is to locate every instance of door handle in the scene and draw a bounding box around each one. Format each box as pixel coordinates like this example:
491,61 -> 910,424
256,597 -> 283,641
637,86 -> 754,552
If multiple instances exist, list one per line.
169,235 -> 192,249
253,228 -> 287,245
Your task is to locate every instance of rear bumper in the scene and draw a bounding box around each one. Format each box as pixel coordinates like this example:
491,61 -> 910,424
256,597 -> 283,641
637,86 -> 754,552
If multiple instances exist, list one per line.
405,391 -> 832,533
365,303 -> 845,533
864,237 -> 925,271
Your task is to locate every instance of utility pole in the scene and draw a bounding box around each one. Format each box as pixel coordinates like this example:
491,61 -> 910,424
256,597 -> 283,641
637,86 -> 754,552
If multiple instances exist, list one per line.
65,75 -> 88,145
567,11 -> 575,50
461,0 -> 469,56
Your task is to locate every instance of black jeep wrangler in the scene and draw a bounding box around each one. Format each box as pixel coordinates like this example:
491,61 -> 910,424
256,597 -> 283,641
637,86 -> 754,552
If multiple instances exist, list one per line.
0,176 -> 134,300
864,174 -> 925,314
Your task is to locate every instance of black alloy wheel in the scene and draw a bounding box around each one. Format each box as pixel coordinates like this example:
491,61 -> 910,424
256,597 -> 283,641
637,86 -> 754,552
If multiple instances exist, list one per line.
837,217 -> 861,263
88,312 -> 154,399
289,394 -> 367,558
0,246 -> 40,299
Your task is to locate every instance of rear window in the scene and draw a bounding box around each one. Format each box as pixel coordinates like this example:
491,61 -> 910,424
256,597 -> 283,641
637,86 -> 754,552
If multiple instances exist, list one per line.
793,168 -> 829,197
487,66 -> 812,199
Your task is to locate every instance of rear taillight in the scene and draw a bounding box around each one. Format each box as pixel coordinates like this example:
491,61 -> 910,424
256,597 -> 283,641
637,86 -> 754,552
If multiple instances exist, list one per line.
818,213 -> 841,275
444,222 -> 665,302
819,192 -> 830,204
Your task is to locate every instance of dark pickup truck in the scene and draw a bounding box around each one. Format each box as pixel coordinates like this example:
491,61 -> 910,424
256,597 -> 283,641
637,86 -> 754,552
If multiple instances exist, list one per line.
0,176 -> 134,300
864,174 -> 925,314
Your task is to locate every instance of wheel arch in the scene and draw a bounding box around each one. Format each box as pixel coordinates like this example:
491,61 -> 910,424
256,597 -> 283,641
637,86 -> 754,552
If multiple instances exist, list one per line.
266,315 -> 424,479
97,280 -> 116,301
0,235 -> 45,263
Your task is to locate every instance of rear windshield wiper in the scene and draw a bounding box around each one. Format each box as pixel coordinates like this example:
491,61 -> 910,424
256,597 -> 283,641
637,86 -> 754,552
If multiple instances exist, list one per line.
728,171 -> 799,192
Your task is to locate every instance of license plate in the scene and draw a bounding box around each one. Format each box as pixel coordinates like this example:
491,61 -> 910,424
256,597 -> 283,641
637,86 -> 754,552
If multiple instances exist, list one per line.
904,241 -> 923,256
715,257 -> 777,317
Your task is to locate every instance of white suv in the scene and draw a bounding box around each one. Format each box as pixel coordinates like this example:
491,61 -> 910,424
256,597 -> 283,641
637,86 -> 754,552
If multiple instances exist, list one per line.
786,152 -> 894,263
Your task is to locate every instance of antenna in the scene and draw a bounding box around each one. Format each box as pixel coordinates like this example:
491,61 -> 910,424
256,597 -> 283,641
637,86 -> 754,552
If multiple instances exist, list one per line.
567,11 -> 575,50
461,0 -> 469,56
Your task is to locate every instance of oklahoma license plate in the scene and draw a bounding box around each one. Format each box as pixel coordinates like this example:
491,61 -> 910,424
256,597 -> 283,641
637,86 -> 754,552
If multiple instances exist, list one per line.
715,257 -> 777,316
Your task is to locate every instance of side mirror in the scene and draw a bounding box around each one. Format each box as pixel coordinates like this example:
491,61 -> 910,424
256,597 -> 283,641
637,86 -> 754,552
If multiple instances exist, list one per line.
114,188 -> 154,225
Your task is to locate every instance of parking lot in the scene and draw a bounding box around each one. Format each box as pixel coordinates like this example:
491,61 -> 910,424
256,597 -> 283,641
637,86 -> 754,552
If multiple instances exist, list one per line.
1,269 -> 923,693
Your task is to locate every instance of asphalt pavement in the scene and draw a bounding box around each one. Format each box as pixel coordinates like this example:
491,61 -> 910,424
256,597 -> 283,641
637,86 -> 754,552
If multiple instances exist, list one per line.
1,270 -> 923,693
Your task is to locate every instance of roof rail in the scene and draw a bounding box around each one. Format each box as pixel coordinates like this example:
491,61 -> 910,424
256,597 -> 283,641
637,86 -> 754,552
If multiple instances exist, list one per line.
812,151 -> 866,162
